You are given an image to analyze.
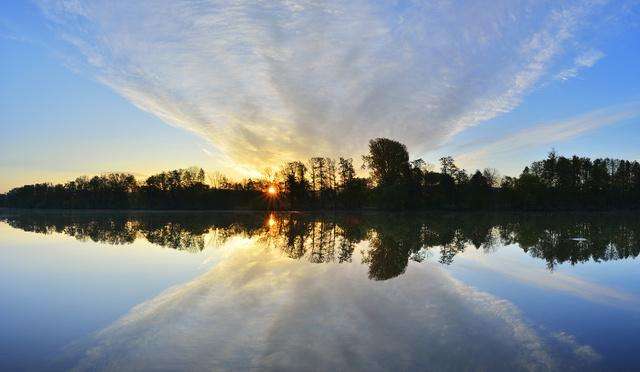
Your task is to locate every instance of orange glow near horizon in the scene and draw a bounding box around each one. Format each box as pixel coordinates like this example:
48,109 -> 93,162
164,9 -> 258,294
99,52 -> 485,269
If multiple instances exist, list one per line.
267,185 -> 277,196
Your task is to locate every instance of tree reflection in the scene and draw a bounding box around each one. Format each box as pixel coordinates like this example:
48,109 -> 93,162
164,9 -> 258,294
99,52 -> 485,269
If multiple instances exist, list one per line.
2,211 -> 639,278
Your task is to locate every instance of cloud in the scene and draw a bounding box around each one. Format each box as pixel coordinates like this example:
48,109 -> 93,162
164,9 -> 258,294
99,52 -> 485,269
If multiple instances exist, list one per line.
553,332 -> 602,362
456,245 -> 640,311
37,1 -> 622,174
0,16 -> 37,44
201,148 -> 213,157
556,49 -> 605,81
456,101 -> 640,164
54,238 -> 599,371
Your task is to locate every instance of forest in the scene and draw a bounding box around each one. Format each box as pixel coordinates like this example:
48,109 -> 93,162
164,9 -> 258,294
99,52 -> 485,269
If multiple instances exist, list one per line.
1,138 -> 639,211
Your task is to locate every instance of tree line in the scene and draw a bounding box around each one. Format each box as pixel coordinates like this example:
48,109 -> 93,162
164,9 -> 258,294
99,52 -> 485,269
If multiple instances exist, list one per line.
1,138 -> 639,210
3,211 -> 639,278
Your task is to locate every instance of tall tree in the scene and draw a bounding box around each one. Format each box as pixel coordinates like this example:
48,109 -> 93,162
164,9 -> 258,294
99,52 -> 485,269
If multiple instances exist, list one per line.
362,138 -> 410,187
338,158 -> 355,187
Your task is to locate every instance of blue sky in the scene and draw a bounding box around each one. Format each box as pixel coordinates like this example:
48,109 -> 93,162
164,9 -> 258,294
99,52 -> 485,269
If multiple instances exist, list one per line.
1,0 -> 639,191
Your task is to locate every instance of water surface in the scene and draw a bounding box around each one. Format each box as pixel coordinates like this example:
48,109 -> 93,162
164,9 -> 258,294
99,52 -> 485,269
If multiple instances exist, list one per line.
1,211 -> 639,371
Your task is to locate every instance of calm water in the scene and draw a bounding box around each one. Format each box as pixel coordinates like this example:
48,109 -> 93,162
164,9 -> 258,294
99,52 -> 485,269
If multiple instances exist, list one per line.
1,211 -> 639,371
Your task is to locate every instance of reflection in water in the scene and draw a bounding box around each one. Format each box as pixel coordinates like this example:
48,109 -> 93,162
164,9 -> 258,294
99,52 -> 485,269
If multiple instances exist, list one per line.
2,211 -> 639,279
2,211 -> 637,370
53,235 -> 600,371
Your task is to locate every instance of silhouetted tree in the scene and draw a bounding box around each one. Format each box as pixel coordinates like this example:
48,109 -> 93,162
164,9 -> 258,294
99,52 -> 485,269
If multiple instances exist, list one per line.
338,157 -> 356,186
281,161 -> 311,210
3,139 -> 639,211
362,138 -> 410,187
309,157 -> 337,208
362,138 -> 412,209
337,158 -> 368,209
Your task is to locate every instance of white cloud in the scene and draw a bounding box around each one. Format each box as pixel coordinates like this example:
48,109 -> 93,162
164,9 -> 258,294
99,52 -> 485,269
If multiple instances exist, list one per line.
456,101 -> 640,164
201,148 -> 213,157
556,49 -> 605,81
456,244 -> 640,310
37,1 -> 621,174
553,332 -> 602,362
56,238 -> 599,370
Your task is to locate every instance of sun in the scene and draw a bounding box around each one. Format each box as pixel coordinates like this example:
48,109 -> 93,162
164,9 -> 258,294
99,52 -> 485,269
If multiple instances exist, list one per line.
267,185 -> 277,196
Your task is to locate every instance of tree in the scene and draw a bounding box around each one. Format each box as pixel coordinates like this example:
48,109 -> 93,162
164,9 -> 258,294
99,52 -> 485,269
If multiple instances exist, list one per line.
482,168 -> 501,188
208,171 -> 230,189
281,161 -> 311,209
336,158 -> 367,209
467,170 -> 490,209
338,158 -> 356,187
4,141 -> 640,212
308,157 -> 337,208
440,156 -> 459,177
362,138 -> 410,187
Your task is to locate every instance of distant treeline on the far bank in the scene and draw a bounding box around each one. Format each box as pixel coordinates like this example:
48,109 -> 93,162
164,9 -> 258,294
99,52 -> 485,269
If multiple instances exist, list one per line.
1,138 -> 639,211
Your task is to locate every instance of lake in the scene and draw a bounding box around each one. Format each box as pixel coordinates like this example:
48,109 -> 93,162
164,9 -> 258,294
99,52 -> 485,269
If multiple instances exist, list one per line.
1,210 -> 639,371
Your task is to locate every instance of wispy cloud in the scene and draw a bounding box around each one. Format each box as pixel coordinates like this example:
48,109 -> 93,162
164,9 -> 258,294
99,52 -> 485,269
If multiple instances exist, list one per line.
57,238 -> 598,370
37,1 -> 624,173
457,101 -> 640,164
0,17 -> 36,44
556,49 -> 605,81
457,245 -> 640,310
201,148 -> 213,157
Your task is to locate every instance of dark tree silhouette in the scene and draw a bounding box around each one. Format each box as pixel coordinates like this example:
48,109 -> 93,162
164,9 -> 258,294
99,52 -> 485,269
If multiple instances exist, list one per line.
2,139 -> 639,211
362,138 -> 411,187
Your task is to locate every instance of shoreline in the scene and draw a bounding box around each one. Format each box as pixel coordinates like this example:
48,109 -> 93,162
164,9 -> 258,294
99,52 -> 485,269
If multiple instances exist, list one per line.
1,207 -> 638,215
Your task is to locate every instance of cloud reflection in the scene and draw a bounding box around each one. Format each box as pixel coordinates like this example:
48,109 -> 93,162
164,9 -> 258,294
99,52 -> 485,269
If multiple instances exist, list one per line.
456,248 -> 640,310
56,237 -> 600,371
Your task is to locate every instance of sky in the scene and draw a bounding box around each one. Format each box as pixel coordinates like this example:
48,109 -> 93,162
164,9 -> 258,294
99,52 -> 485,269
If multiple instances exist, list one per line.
1,0 -> 639,192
